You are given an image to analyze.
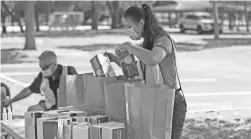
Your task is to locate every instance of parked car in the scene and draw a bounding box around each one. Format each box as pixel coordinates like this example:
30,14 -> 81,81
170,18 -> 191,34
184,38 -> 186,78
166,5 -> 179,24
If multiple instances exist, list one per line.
178,12 -> 222,34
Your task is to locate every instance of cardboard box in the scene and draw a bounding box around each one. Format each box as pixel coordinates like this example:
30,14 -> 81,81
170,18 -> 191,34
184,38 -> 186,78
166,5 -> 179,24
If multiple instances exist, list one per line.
37,117 -> 57,139
91,124 -> 103,139
25,111 -> 43,139
102,121 -> 125,139
115,48 -> 139,79
91,121 -> 125,139
41,110 -> 87,119
72,122 -> 90,139
42,118 -> 72,139
62,110 -> 88,117
43,119 -> 59,139
88,115 -> 109,125
58,118 -> 72,139
41,110 -> 69,118
72,116 -> 90,123
90,54 -> 116,77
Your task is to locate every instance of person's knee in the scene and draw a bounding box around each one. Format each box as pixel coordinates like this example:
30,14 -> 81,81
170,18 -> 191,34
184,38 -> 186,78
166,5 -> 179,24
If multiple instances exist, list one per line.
27,104 -> 45,112
27,105 -> 36,112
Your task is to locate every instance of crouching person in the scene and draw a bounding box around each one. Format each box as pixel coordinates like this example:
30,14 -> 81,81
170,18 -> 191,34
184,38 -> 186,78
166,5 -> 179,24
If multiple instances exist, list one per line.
2,51 -> 77,111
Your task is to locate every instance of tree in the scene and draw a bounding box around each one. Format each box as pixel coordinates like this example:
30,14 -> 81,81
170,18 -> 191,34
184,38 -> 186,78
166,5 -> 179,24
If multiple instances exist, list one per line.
91,1 -> 98,29
212,1 -> 219,39
24,1 -> 36,50
244,1 -> 250,32
1,6 -> 8,34
34,2 -> 40,32
106,1 -> 120,29
1,1 -> 25,33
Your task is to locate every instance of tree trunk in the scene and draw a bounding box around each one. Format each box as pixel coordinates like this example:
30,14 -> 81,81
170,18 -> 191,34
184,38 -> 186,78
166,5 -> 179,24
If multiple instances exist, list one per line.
11,15 -> 14,27
17,19 -> 24,33
91,1 -> 98,29
34,3 -> 40,32
24,1 -> 36,50
107,1 -> 120,29
1,16 -> 7,34
236,13 -> 240,32
244,2 -> 250,32
111,1 -> 120,29
2,25 -> 7,34
228,12 -> 233,30
169,12 -> 172,27
118,8 -> 124,28
46,1 -> 52,26
212,1 -> 219,39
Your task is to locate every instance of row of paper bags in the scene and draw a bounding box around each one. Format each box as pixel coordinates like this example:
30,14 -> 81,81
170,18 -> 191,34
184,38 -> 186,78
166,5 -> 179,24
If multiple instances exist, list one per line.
57,73 -> 175,139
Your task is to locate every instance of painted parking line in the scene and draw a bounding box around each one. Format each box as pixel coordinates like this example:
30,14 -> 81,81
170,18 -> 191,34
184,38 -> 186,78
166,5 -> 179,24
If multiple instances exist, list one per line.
185,91 -> 251,97
2,71 -> 217,82
188,106 -> 251,113
0,73 -> 28,87
1,73 -> 250,97
1,63 -> 90,68
2,73 -> 251,113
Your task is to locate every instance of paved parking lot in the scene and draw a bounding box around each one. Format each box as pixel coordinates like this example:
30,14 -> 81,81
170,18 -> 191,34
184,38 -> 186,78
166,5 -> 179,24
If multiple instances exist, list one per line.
1,33 -> 251,115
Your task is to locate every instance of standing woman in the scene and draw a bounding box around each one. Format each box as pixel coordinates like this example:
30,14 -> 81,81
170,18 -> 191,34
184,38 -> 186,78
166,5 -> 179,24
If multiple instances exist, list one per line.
106,4 -> 187,139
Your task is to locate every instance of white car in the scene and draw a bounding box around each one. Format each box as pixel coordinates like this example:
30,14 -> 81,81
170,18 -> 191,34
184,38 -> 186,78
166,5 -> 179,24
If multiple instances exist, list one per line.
179,12 -> 222,34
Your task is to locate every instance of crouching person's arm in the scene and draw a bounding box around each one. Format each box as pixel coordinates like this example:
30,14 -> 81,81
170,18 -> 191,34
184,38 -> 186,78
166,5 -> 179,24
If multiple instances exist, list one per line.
2,87 -> 33,107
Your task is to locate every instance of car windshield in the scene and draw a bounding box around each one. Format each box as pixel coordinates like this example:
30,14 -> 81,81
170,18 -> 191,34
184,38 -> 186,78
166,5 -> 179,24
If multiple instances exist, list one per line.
198,15 -> 212,20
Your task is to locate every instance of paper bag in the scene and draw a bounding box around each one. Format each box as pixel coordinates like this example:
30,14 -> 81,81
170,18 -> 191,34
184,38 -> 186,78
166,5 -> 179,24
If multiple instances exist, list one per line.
104,79 -> 143,139
104,79 -> 142,122
58,73 -> 116,110
126,83 -> 175,139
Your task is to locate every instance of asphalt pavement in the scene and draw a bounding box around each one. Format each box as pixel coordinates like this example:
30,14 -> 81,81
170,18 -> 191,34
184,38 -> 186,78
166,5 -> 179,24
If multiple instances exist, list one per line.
1,33 -> 251,116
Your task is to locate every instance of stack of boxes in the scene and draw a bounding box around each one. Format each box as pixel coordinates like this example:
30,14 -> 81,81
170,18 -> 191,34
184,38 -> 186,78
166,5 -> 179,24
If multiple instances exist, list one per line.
25,109 -> 125,139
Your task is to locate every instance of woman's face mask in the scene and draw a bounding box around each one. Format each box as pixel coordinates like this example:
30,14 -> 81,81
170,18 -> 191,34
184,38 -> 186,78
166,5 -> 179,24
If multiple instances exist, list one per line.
123,17 -> 144,40
126,27 -> 141,40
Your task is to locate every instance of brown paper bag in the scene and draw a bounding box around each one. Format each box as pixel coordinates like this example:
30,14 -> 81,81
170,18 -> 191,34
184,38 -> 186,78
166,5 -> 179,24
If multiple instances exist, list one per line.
126,83 -> 175,139
104,79 -> 142,122
58,73 -> 116,110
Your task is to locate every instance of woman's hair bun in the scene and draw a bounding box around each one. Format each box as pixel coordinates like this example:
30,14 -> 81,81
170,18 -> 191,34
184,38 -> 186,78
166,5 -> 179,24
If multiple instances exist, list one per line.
142,4 -> 150,9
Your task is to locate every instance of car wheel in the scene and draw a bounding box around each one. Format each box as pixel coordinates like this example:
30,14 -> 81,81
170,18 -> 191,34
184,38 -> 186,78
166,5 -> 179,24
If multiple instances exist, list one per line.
180,25 -> 185,33
197,26 -> 204,34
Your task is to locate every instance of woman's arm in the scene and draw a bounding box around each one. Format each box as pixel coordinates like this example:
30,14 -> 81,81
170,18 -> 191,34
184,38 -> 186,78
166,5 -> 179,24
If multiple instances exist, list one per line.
128,45 -> 166,66
119,36 -> 172,66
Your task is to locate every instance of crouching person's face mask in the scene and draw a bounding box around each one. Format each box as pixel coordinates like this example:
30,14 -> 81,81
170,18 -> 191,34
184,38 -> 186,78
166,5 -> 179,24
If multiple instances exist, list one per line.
40,63 -> 57,77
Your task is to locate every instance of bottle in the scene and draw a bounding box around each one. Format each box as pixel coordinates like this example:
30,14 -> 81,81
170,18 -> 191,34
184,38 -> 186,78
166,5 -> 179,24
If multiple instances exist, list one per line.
2,108 -> 7,121
7,106 -> 12,120
6,96 -> 13,120
6,135 -> 14,139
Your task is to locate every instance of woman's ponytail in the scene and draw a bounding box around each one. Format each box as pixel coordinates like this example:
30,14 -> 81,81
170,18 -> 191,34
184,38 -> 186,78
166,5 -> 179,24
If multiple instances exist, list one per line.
142,4 -> 158,33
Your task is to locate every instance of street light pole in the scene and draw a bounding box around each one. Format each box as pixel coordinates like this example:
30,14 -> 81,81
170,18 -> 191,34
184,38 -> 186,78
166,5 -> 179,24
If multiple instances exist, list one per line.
212,1 -> 219,39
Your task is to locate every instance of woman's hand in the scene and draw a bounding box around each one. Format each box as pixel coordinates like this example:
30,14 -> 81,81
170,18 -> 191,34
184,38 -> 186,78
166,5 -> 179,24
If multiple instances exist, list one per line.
104,52 -> 117,63
104,52 -> 121,67
104,52 -> 116,62
116,42 -> 134,54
